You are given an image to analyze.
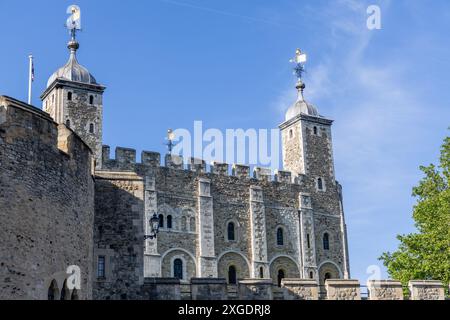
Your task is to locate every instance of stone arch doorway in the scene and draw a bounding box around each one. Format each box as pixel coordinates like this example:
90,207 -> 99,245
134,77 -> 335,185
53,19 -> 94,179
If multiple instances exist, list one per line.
269,256 -> 300,285
318,262 -> 342,285
161,249 -> 196,281
218,252 -> 250,284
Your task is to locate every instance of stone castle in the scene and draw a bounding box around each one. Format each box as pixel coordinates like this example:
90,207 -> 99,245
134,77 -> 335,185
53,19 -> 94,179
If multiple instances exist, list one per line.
2,20 -> 447,301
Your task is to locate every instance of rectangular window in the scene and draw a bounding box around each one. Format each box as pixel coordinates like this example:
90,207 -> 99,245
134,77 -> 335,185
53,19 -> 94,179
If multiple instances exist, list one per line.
97,256 -> 105,278
307,234 -> 311,249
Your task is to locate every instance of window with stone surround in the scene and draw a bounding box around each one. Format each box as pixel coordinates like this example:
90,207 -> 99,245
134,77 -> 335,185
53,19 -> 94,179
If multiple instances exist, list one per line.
276,227 -> 284,246
189,217 -> 196,232
66,119 -> 70,128
227,222 -> 235,241
316,177 -> 326,192
307,234 -> 311,249
181,216 -> 187,231
174,258 -> 183,280
228,266 -> 237,284
89,95 -> 94,105
259,267 -> 264,278
158,214 -> 164,228
89,123 -> 94,134
67,92 -> 72,101
167,215 -> 173,229
277,269 -> 285,287
317,178 -> 323,190
323,233 -> 330,250
97,256 -> 105,278
313,126 -> 318,135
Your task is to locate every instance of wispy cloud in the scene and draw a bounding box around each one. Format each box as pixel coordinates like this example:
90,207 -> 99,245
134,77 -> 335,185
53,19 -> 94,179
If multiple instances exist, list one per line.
271,0 -> 443,279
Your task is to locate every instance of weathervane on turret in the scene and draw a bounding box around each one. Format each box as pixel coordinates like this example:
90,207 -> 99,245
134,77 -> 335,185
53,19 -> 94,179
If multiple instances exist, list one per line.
66,5 -> 82,41
289,48 -> 308,102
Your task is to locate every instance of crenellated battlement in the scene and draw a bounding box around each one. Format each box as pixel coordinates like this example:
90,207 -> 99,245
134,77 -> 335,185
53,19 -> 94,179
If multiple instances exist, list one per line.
101,145 -> 301,184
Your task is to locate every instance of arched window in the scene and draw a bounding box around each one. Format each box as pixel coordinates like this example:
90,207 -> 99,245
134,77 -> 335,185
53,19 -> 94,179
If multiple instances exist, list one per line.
47,280 -> 58,300
189,217 -> 196,232
309,271 -> 314,279
67,92 -> 72,101
158,214 -> 164,228
181,216 -> 187,231
317,178 -> 323,190
66,119 -> 70,128
227,222 -> 235,241
89,123 -> 94,133
167,215 -> 173,229
228,266 -> 237,284
277,269 -> 285,287
173,258 -> 183,280
324,273 -> 332,281
323,233 -> 330,250
313,126 -> 318,135
289,129 -> 293,139
276,228 -> 284,246
259,267 -> 264,279
89,95 -> 94,104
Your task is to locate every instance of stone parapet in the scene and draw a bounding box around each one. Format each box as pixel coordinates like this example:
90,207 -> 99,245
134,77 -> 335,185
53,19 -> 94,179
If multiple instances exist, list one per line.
281,279 -> 319,300
367,280 -> 404,300
191,278 -> 227,300
142,277 -> 181,300
238,279 -> 273,300
325,279 -> 361,300
408,280 -> 445,300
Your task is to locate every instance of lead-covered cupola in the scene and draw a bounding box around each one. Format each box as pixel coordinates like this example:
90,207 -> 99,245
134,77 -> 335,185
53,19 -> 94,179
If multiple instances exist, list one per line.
46,39 -> 97,88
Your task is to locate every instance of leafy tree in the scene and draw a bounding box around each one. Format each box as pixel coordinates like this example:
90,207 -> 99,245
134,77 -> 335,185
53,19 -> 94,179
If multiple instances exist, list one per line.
379,135 -> 450,291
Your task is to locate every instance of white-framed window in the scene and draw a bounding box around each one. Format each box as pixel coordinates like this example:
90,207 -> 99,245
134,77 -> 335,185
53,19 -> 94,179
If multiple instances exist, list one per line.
316,177 -> 326,192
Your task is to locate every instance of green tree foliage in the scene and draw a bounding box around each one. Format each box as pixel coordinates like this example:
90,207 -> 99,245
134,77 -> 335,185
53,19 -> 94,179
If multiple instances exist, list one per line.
380,135 -> 450,288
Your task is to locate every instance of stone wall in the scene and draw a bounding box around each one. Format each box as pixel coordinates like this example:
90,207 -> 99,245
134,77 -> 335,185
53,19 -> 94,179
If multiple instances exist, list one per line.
92,145 -> 348,298
97,277 -> 448,300
281,279 -> 319,300
325,279 -> 361,300
409,280 -> 445,300
367,280 -> 403,300
0,96 -> 94,300
93,171 -> 145,300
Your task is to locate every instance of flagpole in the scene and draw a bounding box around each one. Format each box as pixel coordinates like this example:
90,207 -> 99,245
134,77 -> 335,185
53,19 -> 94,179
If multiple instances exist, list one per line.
28,54 -> 33,105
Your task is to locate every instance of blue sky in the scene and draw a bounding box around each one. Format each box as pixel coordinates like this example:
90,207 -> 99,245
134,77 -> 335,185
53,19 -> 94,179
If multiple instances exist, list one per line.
1,0 -> 449,284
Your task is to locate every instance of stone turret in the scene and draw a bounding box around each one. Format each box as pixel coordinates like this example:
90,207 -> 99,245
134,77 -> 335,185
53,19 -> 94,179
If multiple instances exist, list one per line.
41,30 -> 106,168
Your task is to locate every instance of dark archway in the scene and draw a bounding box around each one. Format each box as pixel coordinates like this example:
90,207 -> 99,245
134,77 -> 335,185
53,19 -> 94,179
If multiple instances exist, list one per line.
228,266 -> 237,284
